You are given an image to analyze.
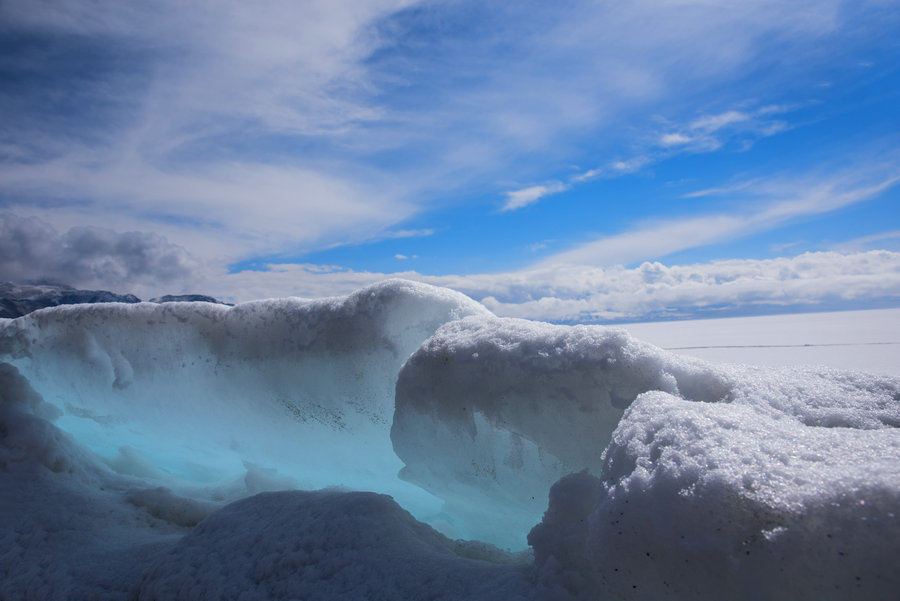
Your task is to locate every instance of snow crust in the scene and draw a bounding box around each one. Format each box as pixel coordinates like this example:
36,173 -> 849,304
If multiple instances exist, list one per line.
133,490 -> 533,601
1,279 -> 898,600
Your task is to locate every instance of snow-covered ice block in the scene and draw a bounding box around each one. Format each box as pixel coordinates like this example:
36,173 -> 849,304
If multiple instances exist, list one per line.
392,315 -> 730,546
529,368 -> 900,600
0,280 -> 487,508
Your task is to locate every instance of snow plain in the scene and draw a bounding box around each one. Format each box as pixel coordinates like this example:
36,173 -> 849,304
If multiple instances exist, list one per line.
624,308 -> 900,377
1,280 -> 898,600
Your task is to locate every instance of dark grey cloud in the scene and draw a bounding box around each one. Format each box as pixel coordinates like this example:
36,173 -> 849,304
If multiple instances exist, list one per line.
0,212 -> 199,293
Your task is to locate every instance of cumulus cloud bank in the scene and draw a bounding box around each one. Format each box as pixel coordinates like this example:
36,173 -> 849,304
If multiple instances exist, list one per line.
534,169 -> 900,269
0,213 -> 200,297
475,252 -> 900,322
4,213 -> 899,323
217,250 -> 900,322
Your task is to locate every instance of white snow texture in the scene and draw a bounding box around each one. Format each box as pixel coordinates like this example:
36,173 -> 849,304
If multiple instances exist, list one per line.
1,279 -> 898,600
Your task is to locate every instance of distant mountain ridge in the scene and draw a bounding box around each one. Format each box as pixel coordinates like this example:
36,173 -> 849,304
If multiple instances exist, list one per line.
0,282 -> 229,318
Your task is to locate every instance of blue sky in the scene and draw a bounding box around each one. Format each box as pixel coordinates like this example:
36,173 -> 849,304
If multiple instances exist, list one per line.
1,0 -> 899,322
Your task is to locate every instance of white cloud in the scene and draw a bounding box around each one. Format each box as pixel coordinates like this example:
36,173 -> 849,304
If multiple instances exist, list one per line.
501,182 -> 569,211
478,251 -> 900,322
690,110 -> 750,132
567,103 -> 795,190
653,104 -> 795,159
571,168 -> 603,183
537,213 -> 747,268
833,230 -> 900,252
0,0 -> 415,135
213,250 -> 900,323
0,0 -> 430,265
682,180 -> 758,198
0,157 -> 417,262
0,213 -> 201,299
0,0 -> 852,217
9,209 -> 895,324
619,156 -> 658,172
659,132 -> 692,147
5,158 -> 896,321
0,0 -> 891,296
536,169 -> 900,268
387,229 -> 435,239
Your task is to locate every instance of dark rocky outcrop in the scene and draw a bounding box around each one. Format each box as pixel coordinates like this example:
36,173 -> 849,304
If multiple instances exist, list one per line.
0,282 -> 229,318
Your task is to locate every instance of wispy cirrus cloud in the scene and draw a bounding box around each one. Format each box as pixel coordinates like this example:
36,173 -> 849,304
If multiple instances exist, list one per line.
656,104 -> 793,152
682,180 -> 760,199
207,161 -> 900,320
833,229 -> 900,252
0,155 -> 417,262
1,0 -> 896,309
1,0 -> 855,229
501,103 -> 796,211
0,0 -> 426,267
501,182 -> 569,211
659,133 -> 693,147
536,167 -> 900,268
386,229 -> 435,239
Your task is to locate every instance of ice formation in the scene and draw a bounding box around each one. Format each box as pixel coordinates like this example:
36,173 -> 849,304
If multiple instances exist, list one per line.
2,279 -> 899,600
392,316 -> 732,546
0,280 -> 489,516
530,381 -> 900,600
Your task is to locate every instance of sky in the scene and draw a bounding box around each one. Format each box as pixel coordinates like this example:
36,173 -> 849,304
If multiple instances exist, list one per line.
1,0 -> 899,323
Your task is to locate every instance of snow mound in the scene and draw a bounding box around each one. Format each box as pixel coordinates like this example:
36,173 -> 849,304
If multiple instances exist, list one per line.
134,490 -> 534,601
394,315 -> 900,586
528,374 -> 900,599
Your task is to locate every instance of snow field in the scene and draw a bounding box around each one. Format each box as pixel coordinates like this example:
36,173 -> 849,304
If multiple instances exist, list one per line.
623,308 -> 900,376
1,279 -> 898,600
